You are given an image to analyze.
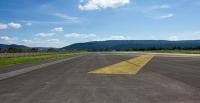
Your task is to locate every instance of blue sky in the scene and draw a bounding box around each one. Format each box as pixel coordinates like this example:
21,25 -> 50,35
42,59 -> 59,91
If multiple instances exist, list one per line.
0,0 -> 200,47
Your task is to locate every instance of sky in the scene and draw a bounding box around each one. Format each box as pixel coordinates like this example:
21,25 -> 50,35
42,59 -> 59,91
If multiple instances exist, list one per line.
0,0 -> 200,48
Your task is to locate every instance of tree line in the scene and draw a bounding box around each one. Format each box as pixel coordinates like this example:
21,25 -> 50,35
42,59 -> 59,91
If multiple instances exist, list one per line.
0,47 -> 58,53
87,46 -> 200,51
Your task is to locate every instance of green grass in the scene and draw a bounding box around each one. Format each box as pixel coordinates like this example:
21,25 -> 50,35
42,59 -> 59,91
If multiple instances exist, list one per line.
149,50 -> 200,54
0,52 -> 86,68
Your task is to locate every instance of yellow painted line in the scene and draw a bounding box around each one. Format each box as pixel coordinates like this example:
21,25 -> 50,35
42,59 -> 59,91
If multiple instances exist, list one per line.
88,54 -> 154,75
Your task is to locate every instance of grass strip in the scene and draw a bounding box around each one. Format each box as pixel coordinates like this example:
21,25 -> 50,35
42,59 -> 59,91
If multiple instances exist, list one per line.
0,52 -> 86,68
150,50 -> 200,54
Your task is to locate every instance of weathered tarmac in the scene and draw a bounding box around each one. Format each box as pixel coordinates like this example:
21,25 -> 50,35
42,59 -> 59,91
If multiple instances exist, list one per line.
0,53 -> 200,103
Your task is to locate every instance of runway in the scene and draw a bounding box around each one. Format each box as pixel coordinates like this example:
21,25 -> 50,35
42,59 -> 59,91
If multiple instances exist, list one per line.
0,53 -> 200,103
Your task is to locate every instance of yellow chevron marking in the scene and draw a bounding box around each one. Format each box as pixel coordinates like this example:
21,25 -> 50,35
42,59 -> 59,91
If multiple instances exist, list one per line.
88,54 -> 154,75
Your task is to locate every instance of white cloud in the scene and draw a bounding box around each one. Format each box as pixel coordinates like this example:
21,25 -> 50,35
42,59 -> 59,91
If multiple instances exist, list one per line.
0,23 -> 8,30
51,27 -> 64,32
46,39 -> 60,43
21,39 -> 32,43
17,38 -> 65,48
107,35 -> 127,40
138,4 -> 172,13
151,4 -> 171,10
79,0 -> 130,11
96,35 -> 127,41
158,13 -> 174,19
161,31 -> 200,41
43,39 -> 65,47
136,4 -> 173,20
65,33 -> 128,42
18,39 -> 33,45
7,22 -> 22,29
168,35 -> 179,41
53,13 -> 79,23
35,32 -> 56,37
0,35 -> 18,44
0,22 -> 22,30
0,36 -> 12,41
65,33 -> 97,38
21,19 -> 79,25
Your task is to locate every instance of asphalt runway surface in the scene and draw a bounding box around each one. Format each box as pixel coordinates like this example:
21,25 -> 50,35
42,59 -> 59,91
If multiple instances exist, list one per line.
0,53 -> 200,103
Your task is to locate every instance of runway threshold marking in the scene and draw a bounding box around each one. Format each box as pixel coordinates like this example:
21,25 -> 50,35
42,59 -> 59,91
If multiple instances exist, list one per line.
88,54 -> 154,75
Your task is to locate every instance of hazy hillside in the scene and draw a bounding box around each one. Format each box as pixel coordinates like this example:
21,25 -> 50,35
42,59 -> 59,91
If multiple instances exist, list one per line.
61,40 -> 200,51
0,44 -> 30,50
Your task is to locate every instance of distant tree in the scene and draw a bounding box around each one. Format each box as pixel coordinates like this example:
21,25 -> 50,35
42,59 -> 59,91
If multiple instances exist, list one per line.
47,48 -> 57,52
17,49 -> 24,52
31,48 -> 39,52
197,46 -> 200,50
157,47 -> 163,50
8,47 -> 17,53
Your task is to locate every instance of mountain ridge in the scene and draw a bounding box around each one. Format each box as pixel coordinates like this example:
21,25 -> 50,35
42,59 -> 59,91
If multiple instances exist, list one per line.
61,40 -> 200,51
1,40 -> 200,51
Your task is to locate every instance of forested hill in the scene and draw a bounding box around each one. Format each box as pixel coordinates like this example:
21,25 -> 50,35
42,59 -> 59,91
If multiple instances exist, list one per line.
0,44 -> 57,52
61,40 -> 200,51
0,44 -> 30,50
1,40 -> 200,52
